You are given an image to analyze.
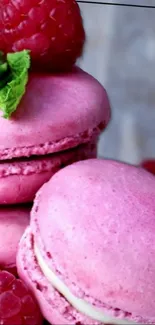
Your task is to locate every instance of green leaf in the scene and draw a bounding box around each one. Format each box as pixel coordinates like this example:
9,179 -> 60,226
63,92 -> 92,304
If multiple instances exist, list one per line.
0,50 -> 31,119
0,62 -> 8,77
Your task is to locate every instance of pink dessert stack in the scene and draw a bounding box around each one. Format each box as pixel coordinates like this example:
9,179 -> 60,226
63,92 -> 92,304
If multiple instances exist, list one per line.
0,0 -> 111,324
2,0 -> 155,324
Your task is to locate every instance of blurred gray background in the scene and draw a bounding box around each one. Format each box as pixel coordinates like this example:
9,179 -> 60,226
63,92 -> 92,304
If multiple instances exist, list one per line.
78,0 -> 155,164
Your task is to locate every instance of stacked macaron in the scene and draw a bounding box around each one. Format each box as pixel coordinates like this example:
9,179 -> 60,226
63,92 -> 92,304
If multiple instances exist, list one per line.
17,159 -> 155,325
0,0 -> 110,206
0,0 -> 111,324
0,205 -> 30,275
0,68 -> 110,204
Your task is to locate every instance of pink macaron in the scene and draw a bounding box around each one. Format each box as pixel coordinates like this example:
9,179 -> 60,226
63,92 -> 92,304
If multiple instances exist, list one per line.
0,67 -> 110,204
0,205 -> 30,275
17,159 -> 155,324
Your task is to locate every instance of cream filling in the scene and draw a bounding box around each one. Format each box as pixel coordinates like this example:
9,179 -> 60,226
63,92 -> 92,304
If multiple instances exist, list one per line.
34,244 -> 139,325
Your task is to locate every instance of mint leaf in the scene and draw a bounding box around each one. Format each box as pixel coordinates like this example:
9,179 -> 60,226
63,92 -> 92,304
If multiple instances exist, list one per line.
0,50 -> 31,119
0,62 -> 8,77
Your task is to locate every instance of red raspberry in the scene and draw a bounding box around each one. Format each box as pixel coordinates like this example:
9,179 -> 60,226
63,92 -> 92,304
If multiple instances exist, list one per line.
0,265 -> 17,277
0,0 -> 85,71
141,159 -> 155,175
0,271 -> 43,325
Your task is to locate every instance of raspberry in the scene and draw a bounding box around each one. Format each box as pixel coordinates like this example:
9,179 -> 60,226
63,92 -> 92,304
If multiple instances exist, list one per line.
0,266 -> 17,277
0,0 -> 85,71
141,159 -> 155,175
0,271 -> 43,325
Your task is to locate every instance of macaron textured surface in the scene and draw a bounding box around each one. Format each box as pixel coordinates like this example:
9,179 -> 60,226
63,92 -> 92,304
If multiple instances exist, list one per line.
0,140 -> 96,204
0,205 -> 30,274
17,159 -> 155,324
0,68 -> 110,204
0,68 -> 110,157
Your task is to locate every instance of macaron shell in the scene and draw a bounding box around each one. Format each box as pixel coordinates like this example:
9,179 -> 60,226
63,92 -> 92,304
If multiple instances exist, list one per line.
0,67 -> 110,158
17,227 -> 146,325
17,228 -> 102,325
0,205 -> 30,271
0,141 -> 96,204
0,172 -> 53,205
31,159 -> 155,321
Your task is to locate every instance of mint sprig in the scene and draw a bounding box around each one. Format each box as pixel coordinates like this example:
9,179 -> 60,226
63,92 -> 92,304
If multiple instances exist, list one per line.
0,50 -> 31,119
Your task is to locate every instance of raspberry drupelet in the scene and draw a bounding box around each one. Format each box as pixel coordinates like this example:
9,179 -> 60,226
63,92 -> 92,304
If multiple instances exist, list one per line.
0,271 -> 43,325
0,0 -> 85,71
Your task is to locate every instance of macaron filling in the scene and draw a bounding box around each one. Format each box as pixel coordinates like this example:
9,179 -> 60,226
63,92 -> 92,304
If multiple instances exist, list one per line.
34,244 -> 138,325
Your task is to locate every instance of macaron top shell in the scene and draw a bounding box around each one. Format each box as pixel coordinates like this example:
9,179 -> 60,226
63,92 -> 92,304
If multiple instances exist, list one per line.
0,67 -> 110,159
32,159 -> 155,321
0,206 -> 30,269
